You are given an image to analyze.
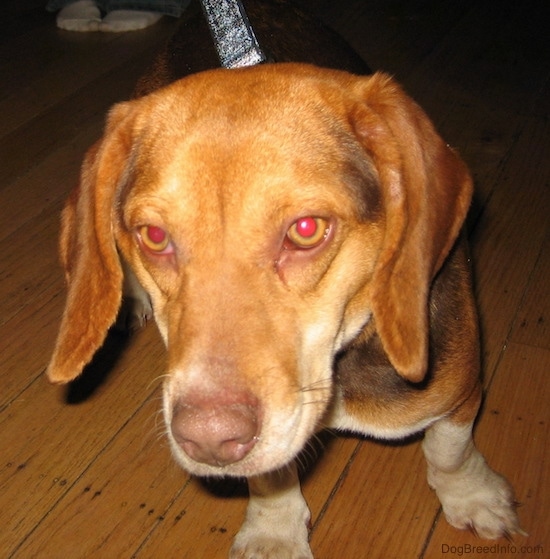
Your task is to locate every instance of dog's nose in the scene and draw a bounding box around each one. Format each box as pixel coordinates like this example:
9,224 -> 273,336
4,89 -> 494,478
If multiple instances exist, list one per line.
171,398 -> 259,467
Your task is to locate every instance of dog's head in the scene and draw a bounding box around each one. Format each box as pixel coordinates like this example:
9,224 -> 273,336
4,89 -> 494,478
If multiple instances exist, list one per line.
47,64 -> 472,476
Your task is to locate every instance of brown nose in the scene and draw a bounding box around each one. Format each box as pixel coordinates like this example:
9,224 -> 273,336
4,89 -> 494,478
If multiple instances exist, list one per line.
171,397 -> 260,467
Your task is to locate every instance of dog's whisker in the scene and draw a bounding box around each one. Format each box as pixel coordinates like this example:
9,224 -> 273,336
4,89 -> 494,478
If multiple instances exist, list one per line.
146,373 -> 170,393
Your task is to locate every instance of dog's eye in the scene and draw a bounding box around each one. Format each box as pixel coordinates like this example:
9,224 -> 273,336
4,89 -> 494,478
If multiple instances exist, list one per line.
138,225 -> 173,254
285,217 -> 330,249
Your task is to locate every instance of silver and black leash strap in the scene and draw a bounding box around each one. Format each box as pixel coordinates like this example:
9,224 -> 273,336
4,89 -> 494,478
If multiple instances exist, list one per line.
199,0 -> 268,68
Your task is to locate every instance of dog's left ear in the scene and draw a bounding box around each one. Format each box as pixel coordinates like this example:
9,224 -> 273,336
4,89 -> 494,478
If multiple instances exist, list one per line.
351,73 -> 473,383
47,101 -> 135,384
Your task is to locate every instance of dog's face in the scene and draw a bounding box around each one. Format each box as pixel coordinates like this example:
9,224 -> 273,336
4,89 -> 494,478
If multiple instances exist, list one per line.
47,64 -> 472,477
117,69 -> 385,476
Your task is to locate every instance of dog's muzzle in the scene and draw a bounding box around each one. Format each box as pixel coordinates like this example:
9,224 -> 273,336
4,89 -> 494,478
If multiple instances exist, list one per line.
170,391 -> 261,467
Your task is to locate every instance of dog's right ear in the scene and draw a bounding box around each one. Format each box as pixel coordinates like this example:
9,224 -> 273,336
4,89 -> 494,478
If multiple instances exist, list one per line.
350,73 -> 472,384
47,102 -> 135,384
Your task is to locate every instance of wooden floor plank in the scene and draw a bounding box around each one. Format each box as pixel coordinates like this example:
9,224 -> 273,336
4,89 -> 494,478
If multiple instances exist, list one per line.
0,292 -> 63,409
298,0 -> 477,79
0,2 -> 56,46
0,120 -> 100,242
134,475 -> 249,559
0,325 -> 165,556
11,388 -> 192,559
0,211 -> 62,327
0,19 -> 177,138
470,116 -> 550,380
136,436 -> 362,558
510,231 -> 550,350
310,438 -> 439,559
397,0 -> 550,214
0,52 -> 159,187
405,0 -> 550,116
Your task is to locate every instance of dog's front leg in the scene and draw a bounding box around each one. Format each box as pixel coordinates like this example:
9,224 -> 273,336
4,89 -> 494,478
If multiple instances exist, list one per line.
231,461 -> 313,559
422,412 -> 524,539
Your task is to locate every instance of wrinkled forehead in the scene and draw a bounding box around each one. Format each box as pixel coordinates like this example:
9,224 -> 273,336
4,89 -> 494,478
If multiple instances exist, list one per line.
125,67 -> 379,222
142,64 -> 353,124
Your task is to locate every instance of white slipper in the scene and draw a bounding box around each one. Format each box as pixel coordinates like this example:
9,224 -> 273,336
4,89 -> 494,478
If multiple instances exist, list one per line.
99,10 -> 162,32
56,0 -> 101,32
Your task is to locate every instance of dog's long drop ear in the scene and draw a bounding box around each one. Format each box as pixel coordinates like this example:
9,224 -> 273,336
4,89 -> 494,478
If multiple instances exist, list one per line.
352,73 -> 473,383
47,102 -> 134,384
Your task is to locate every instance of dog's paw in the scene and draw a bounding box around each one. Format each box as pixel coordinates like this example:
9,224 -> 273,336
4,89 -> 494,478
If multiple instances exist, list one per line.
439,471 -> 522,538
230,536 -> 313,559
230,493 -> 313,559
429,451 -> 525,539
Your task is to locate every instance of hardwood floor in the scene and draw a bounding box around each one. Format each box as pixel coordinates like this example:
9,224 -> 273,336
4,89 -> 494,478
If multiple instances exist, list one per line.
1,1 -> 548,558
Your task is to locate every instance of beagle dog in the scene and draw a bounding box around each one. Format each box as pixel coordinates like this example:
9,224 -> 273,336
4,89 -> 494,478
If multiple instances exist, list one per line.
47,1 -> 522,557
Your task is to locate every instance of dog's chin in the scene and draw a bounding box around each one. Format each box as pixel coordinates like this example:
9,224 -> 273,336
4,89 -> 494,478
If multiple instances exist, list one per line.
167,437 -> 300,478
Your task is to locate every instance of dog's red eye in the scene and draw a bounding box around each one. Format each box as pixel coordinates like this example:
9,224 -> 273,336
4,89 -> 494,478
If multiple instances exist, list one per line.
286,217 -> 330,249
139,225 -> 173,254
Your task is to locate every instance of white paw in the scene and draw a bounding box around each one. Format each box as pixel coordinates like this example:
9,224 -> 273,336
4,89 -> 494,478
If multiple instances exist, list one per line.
429,452 -> 524,539
231,483 -> 313,559
230,536 -> 313,559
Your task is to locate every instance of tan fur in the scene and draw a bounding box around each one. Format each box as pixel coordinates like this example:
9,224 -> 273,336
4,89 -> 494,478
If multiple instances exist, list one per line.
48,63 -> 522,556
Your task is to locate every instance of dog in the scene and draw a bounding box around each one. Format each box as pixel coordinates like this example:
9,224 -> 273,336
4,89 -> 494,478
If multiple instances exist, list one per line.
47,1 -> 523,557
